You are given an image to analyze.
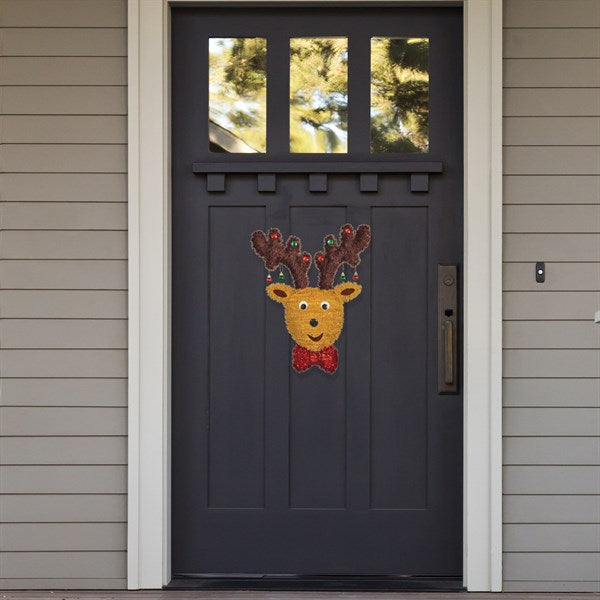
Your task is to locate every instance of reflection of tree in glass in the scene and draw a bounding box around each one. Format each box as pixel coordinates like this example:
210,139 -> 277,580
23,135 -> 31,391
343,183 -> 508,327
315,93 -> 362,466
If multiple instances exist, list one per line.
209,38 -> 267,152
371,38 -> 429,153
290,38 -> 348,153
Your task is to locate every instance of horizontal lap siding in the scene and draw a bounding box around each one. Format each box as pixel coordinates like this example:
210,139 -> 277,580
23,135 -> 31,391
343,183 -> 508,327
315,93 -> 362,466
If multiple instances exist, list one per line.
503,0 -> 600,592
0,436 -> 127,464
0,260 -> 127,289
0,116 -> 128,144
0,495 -> 126,522
0,319 -> 127,348
0,231 -> 128,259
504,117 -> 600,145
0,0 -> 127,589
0,290 -> 127,318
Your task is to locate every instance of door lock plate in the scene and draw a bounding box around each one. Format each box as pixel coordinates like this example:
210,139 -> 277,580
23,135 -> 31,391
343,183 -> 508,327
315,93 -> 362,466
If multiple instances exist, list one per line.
438,265 -> 458,394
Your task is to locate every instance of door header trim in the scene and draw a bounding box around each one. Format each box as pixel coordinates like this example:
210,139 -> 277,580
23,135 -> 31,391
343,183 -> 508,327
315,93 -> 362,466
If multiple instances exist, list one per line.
191,161 -> 444,172
127,0 -> 502,591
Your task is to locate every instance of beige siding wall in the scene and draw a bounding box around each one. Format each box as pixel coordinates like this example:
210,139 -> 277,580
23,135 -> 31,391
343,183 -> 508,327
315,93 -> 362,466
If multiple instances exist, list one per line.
503,0 -> 600,592
0,0 -> 127,589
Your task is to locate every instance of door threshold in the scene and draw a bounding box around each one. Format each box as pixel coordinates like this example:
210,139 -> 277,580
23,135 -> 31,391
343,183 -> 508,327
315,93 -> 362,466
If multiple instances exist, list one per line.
167,575 -> 464,591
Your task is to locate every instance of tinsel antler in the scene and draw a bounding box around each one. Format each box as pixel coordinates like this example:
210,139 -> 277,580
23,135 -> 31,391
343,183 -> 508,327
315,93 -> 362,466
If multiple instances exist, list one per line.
250,228 -> 312,289
314,223 -> 371,289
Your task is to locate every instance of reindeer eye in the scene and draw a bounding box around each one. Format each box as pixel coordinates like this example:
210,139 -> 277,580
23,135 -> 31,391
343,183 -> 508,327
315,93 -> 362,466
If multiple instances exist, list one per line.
299,301 -> 308,310
321,301 -> 330,310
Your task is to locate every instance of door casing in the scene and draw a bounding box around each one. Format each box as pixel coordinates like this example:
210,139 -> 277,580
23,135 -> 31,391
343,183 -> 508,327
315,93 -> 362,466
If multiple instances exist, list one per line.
126,0 -> 503,591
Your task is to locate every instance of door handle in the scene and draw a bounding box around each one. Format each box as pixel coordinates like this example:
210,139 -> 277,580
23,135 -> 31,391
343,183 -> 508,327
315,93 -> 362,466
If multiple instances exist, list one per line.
438,265 -> 458,394
443,319 -> 454,385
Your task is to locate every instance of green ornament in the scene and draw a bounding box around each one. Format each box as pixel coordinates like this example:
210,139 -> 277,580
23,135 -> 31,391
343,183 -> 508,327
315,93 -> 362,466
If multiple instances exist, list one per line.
326,238 -> 334,246
340,272 -> 347,282
290,240 -> 298,248
279,272 -> 285,281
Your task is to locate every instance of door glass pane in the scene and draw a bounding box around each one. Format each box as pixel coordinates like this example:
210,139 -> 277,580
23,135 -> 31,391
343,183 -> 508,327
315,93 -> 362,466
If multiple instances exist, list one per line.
209,37 -> 267,153
371,37 -> 429,153
290,38 -> 348,153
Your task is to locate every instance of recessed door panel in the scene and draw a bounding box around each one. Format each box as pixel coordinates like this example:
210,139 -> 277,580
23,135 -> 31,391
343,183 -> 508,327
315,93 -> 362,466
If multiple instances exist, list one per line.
370,206 -> 428,509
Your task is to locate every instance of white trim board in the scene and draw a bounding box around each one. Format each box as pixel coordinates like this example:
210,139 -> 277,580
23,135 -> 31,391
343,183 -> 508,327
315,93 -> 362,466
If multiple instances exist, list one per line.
127,0 -> 503,591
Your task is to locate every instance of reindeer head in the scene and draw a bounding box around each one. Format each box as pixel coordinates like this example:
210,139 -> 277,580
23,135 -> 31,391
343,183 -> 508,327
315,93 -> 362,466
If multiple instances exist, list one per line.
251,224 -> 371,370
264,282 -> 361,351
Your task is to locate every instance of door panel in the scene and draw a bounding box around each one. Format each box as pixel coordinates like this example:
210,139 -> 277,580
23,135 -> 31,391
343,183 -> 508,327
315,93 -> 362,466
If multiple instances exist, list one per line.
370,207 -> 428,509
171,5 -> 463,580
208,207 -> 266,509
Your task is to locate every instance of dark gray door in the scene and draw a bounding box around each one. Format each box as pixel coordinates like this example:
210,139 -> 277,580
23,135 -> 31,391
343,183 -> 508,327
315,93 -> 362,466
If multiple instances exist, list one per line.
171,5 -> 463,581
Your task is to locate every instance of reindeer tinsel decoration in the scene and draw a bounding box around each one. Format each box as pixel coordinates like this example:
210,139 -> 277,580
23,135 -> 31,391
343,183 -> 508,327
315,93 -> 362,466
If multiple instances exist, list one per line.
251,224 -> 371,374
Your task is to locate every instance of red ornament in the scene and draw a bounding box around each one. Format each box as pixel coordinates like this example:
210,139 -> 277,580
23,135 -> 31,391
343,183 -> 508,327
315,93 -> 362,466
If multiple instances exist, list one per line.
270,232 -> 279,239
266,274 -> 272,283
302,254 -> 310,262
317,255 -> 325,262
352,273 -> 359,281
343,227 -> 352,234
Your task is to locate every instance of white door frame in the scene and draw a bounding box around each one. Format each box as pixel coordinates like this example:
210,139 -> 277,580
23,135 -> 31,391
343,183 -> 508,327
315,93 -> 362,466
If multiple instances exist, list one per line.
127,0 -> 503,590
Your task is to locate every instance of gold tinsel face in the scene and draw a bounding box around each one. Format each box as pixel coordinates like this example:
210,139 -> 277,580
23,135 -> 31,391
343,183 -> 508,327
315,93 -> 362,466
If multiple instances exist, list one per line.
266,282 -> 361,351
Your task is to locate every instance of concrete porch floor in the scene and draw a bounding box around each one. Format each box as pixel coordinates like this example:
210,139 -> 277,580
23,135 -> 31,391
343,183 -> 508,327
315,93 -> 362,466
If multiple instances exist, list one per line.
1,592 -> 599,599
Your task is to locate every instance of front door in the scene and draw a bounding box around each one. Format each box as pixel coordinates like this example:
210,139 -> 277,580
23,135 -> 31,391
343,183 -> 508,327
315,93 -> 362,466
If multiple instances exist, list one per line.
171,5 -> 463,584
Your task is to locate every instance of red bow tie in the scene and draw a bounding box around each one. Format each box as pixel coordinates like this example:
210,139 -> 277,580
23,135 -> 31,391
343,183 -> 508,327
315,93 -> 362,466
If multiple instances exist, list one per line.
292,344 -> 338,374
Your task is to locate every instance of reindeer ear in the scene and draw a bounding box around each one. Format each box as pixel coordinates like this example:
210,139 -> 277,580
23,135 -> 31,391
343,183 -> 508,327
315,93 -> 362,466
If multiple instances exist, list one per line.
266,283 -> 294,303
334,282 -> 362,303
